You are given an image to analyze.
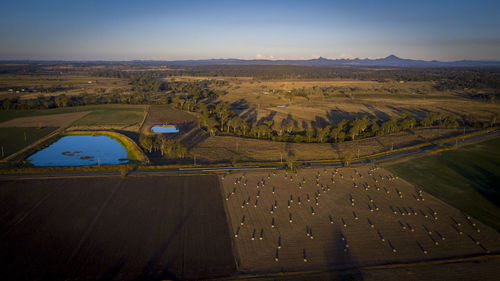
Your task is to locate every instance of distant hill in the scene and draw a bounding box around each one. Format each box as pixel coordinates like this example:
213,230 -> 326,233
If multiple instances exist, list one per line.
156,55 -> 500,67
2,55 -> 500,67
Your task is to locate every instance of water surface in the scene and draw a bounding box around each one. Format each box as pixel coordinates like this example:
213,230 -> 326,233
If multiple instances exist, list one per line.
28,135 -> 129,166
151,126 -> 179,133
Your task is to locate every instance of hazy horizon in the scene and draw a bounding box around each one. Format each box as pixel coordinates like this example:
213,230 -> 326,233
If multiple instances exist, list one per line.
1,0 -> 499,61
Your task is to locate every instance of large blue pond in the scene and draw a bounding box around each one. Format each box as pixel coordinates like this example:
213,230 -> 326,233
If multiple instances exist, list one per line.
151,126 -> 179,133
28,135 -> 129,166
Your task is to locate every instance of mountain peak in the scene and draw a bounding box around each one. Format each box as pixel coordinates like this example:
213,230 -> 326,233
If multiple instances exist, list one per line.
385,54 -> 401,60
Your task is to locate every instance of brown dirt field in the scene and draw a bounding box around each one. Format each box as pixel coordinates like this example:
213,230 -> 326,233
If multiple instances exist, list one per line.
0,111 -> 90,128
190,128 -> 465,163
0,174 -> 236,280
142,105 -> 197,133
221,166 -> 500,277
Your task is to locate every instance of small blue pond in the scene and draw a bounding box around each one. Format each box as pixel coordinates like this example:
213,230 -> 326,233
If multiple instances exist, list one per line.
151,126 -> 179,133
28,135 -> 129,166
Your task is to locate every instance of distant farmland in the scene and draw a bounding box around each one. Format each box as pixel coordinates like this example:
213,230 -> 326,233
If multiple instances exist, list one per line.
0,174 -> 236,280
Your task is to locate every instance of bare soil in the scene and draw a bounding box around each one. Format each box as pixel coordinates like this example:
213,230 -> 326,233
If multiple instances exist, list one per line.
0,174 -> 236,280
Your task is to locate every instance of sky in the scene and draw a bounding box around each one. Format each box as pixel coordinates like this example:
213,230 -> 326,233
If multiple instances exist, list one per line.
0,0 -> 499,61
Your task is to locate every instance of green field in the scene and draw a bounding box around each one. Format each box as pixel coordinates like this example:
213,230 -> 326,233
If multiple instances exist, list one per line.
386,137 -> 500,231
0,127 -> 58,159
72,106 -> 145,126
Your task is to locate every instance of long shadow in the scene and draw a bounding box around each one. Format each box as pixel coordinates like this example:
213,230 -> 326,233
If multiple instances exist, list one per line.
116,130 -> 139,142
135,208 -> 194,281
363,104 -> 390,121
312,116 -> 328,129
326,109 -> 373,125
240,108 -> 258,125
257,111 -> 277,126
229,99 -> 251,111
323,225 -> 363,280
384,105 -> 430,119
446,162 -> 500,208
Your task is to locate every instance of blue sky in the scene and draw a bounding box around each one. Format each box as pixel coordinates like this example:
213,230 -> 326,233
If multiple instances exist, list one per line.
1,0 -> 499,60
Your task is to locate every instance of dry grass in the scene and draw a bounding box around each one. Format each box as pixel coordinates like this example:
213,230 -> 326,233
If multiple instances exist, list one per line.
0,111 -> 90,128
221,166 -> 500,274
0,74 -> 132,98
209,79 -> 499,129
190,128 -> 465,163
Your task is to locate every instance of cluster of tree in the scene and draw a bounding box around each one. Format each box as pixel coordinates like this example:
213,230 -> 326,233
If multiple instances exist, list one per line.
0,74 -> 226,110
138,134 -> 187,159
195,106 -> 496,144
0,92 -> 163,110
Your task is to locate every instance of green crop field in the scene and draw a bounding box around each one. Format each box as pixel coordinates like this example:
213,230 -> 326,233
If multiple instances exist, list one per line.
386,137 -> 500,231
0,127 -> 58,159
72,106 -> 145,126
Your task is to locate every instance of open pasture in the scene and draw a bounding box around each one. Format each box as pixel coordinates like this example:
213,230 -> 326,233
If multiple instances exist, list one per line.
71,105 -> 146,129
0,174 -> 236,280
221,166 -> 500,275
0,74 -> 131,98
205,78 -> 499,130
191,127 -> 464,163
387,137 -> 500,231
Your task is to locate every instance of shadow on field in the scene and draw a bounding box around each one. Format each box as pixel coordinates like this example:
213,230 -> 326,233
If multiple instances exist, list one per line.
258,111 -> 277,125
312,116 -> 328,128
230,99 -> 251,111
241,108 -> 258,125
326,109 -> 373,125
385,105 -> 430,119
364,104 -> 390,121
323,226 -> 363,281
137,208 -> 193,281
447,162 -> 500,208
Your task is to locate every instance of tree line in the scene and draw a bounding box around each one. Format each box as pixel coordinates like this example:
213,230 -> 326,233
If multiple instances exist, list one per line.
138,134 -> 187,160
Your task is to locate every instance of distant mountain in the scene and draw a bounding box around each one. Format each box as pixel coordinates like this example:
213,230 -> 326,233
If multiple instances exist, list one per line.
160,55 -> 500,67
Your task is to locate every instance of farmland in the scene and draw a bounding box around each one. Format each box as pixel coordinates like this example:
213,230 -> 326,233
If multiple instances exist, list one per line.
386,136 -> 500,231
0,104 -> 146,129
221,166 -> 500,278
0,174 -> 235,280
0,127 -> 57,159
190,127 -> 466,164
142,104 -> 197,133
71,105 -> 146,129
